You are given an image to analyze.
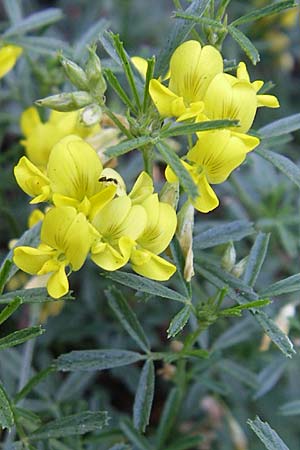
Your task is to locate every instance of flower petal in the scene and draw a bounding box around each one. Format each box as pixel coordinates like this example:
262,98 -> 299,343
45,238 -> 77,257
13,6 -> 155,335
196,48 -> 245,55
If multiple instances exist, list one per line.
20,107 -> 41,137
47,263 -> 69,299
257,94 -> 280,108
129,171 -> 154,204
149,79 -> 186,117
14,156 -> 51,201
138,195 -> 177,255
169,41 -> 223,103
204,74 -> 257,133
13,246 -> 53,275
131,249 -> 176,281
48,135 -> 103,201
192,176 -> 219,213
0,45 -> 22,78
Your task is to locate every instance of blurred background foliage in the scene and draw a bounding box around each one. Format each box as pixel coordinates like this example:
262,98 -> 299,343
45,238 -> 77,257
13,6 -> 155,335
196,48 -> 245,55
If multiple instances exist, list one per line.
1,1 -> 300,449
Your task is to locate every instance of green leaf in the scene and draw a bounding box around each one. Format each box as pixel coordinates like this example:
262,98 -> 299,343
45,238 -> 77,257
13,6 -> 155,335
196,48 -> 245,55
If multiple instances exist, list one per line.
231,0 -> 296,26
0,260 -> 13,295
193,220 -> 254,249
195,260 -> 295,357
256,148 -> 300,189
247,416 -> 290,450
56,349 -> 144,371
143,57 -> 156,113
0,222 -> 41,285
219,359 -> 258,389
164,435 -> 203,450
111,33 -> 141,110
254,356 -> 288,400
29,411 -> 109,440
159,119 -> 238,138
155,0 -> 210,76
106,286 -> 150,352
174,12 -> 225,29
259,273 -> 300,297
279,400 -> 300,416
104,69 -> 136,110
133,360 -> 155,433
0,382 -> 14,430
156,387 -> 181,450
105,136 -> 154,158
120,418 -> 153,450
109,445 -> 131,450
155,141 -> 198,199
243,232 -> 270,287
3,8 -> 63,37
167,305 -> 191,338
255,311 -> 295,358
101,271 -> 188,304
0,326 -> 45,350
3,0 -> 23,23
9,35 -> 72,56
220,299 -> 270,316
74,18 -> 109,59
0,288 -> 73,304
0,297 -> 22,325
14,366 -> 55,403
259,113 -> 300,138
227,25 -> 260,64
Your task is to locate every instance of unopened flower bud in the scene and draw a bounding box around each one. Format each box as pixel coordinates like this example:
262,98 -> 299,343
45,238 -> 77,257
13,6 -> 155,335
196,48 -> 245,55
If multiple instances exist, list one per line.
231,256 -> 248,278
80,104 -> 103,126
60,56 -> 89,91
176,202 -> 194,282
159,181 -> 179,209
86,46 -> 107,99
221,242 -> 236,272
170,340 -> 184,352
36,91 -> 93,112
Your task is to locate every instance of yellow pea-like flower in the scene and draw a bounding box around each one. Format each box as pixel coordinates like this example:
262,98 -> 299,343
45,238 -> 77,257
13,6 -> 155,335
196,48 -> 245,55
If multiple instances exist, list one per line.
149,40 -> 223,118
130,194 -> 177,281
14,135 -> 120,220
166,129 -> 260,213
13,206 -> 92,298
91,195 -> 147,271
20,107 -> 100,170
0,45 -> 22,79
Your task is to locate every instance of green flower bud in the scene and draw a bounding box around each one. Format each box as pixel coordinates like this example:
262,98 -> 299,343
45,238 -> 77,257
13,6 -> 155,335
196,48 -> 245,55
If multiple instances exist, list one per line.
221,242 -> 236,272
80,103 -> 103,126
159,181 -> 179,209
60,56 -> 89,90
86,46 -> 107,99
36,91 -> 93,112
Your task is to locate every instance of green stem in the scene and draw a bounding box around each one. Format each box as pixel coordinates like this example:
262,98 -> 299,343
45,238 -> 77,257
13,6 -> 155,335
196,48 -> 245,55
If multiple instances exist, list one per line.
142,144 -> 154,177
102,105 -> 131,138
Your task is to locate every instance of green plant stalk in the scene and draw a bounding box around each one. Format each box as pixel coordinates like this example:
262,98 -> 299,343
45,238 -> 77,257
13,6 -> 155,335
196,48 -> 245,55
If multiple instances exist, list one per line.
142,144 -> 154,177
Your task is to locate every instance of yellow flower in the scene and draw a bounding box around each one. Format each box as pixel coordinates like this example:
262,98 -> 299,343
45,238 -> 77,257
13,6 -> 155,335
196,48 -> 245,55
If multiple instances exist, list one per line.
0,45 -> 22,78
13,206 -> 92,298
149,40 -> 223,118
130,194 -> 177,280
20,107 -> 100,170
202,62 -> 279,133
166,130 -> 259,213
14,135 -> 119,219
91,195 -> 147,271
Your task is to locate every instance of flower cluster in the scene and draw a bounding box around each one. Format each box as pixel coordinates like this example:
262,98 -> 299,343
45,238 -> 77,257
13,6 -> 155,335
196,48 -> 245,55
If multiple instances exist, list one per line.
148,40 -> 279,212
13,132 -> 177,298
